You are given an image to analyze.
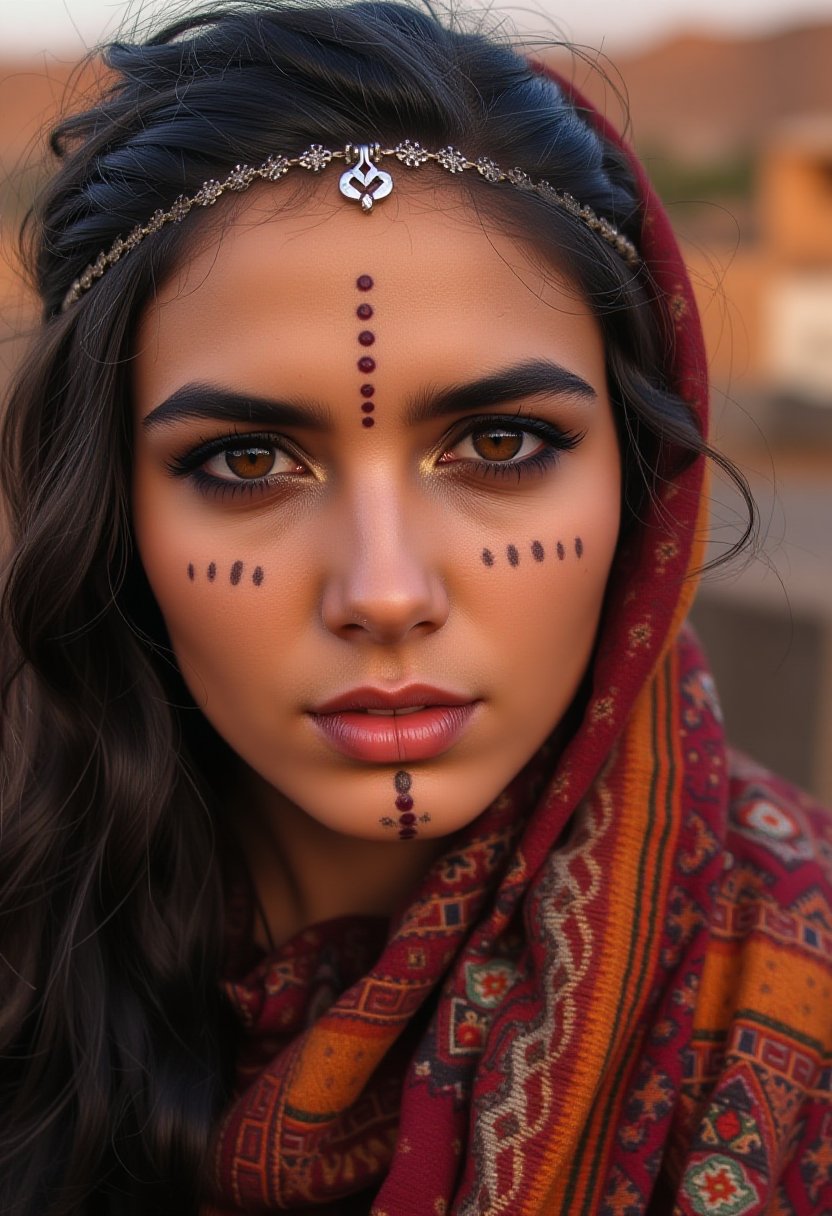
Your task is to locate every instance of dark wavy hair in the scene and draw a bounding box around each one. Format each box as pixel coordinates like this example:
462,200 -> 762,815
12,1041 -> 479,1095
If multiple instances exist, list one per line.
0,3 -> 755,1212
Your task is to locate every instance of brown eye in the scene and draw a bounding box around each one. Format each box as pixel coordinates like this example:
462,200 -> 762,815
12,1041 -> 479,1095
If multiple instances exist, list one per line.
470,429 -> 524,461
224,446 -> 276,479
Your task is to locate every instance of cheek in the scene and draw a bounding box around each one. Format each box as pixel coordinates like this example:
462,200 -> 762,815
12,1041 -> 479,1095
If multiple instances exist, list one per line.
471,473 -> 620,705
132,488 -> 284,692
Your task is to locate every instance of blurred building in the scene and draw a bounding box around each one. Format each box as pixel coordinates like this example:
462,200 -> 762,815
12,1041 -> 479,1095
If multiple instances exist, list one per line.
686,118 -> 832,804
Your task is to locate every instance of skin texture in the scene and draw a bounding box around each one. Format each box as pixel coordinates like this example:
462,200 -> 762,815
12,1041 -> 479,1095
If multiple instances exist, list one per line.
131,180 -> 622,943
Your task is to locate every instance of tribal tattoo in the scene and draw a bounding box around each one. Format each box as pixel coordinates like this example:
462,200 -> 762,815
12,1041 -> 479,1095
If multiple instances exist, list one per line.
355,274 -> 377,428
187,562 -> 265,585
379,770 -> 430,839
480,538 -> 585,567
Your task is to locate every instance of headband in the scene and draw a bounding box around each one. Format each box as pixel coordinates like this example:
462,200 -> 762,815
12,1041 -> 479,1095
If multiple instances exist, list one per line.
61,140 -> 640,311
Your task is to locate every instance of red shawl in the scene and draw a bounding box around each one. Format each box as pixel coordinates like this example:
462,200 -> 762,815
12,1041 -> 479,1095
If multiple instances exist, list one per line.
204,73 -> 832,1216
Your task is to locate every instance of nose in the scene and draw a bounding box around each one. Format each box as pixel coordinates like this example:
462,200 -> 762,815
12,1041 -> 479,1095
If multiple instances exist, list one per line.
319,488 -> 450,644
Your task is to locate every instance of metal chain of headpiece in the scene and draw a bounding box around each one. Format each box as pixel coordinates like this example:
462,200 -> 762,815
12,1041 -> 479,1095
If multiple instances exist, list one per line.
60,141 -> 640,311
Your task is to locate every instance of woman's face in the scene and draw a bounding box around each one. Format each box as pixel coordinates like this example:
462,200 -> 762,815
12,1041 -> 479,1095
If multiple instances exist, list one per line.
132,183 -> 621,843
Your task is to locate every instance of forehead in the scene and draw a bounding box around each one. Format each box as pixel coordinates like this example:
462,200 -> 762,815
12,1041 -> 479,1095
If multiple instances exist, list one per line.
133,179 -> 603,407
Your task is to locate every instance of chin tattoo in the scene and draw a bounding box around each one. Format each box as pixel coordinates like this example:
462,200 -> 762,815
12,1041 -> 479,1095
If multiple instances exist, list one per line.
377,769 -> 430,840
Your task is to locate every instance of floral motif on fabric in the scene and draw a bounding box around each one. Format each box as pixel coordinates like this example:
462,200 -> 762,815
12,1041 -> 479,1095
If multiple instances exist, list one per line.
662,885 -> 707,968
618,1066 -> 675,1150
678,811 -> 721,875
682,669 -> 724,727
464,959 -> 516,1009
682,1155 -> 761,1215
800,1113 -> 832,1205
732,794 -> 815,867
599,1164 -> 643,1215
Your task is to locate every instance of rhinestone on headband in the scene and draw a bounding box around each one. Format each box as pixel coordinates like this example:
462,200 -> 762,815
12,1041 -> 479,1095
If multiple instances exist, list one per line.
61,141 -> 639,310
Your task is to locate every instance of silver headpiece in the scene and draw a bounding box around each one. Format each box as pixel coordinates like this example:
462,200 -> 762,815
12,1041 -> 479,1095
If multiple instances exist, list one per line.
61,140 -> 639,311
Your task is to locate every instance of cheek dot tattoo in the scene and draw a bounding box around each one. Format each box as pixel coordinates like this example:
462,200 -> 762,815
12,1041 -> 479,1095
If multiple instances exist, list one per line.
356,303 -> 373,320
361,402 -> 375,414
362,417 -> 375,428
193,561 -> 265,586
357,330 -> 375,346
358,356 -> 376,374
479,538 -> 585,567
360,384 -> 375,398
356,274 -> 374,291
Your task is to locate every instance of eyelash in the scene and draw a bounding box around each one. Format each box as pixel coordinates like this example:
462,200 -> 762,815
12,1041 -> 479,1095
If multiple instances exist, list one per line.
167,415 -> 585,500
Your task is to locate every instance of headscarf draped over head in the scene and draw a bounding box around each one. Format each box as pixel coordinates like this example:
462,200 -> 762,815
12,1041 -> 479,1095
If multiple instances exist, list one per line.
205,67 -> 832,1216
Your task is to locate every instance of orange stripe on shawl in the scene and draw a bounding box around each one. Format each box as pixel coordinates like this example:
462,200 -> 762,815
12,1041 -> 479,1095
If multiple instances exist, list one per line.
527,643 -> 685,1212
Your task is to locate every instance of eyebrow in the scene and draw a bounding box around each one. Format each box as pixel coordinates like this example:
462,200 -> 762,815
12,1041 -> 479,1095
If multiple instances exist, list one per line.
405,360 -> 597,425
141,359 -> 597,432
142,385 -> 332,432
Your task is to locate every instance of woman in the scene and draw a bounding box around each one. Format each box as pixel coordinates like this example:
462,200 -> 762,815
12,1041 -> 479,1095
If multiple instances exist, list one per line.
1,2 -> 830,1213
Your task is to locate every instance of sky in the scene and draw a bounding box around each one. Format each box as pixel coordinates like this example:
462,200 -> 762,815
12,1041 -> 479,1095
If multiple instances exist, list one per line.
3,0 -> 832,54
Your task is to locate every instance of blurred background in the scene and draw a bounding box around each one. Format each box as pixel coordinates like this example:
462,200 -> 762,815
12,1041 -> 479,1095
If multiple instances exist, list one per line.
1,0 -> 831,800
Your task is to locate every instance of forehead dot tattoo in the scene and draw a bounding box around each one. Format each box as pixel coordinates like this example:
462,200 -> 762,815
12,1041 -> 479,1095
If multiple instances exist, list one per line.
187,562 -> 195,581
207,561 -> 217,581
230,561 -> 243,586
481,548 -> 495,567
557,542 -> 565,561
531,541 -> 545,562
575,536 -> 584,559
354,275 -> 378,428
507,544 -> 519,567
252,566 -> 264,587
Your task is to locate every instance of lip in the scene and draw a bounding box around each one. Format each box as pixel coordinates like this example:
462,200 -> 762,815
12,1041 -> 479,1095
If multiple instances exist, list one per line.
312,684 -> 472,713
308,685 -> 480,763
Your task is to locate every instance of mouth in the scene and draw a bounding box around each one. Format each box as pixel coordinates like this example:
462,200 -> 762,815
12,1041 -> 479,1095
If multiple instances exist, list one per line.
307,686 -> 480,762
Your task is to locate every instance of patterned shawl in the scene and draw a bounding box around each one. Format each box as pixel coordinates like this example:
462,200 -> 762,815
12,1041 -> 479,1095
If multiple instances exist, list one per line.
204,73 -> 832,1216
